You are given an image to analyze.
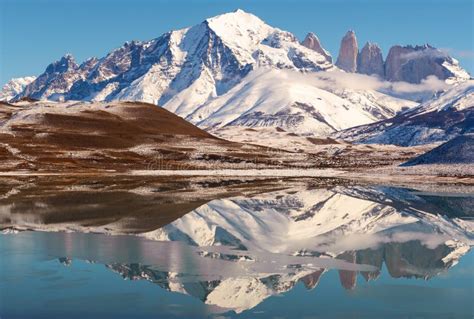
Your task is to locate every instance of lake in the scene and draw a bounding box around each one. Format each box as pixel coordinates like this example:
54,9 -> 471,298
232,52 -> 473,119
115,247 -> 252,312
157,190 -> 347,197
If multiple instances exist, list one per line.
0,176 -> 472,318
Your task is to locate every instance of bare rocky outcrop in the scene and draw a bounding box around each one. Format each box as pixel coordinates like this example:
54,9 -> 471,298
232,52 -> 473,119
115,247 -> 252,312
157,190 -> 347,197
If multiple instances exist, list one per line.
336,30 -> 358,72
357,42 -> 384,78
301,32 -> 332,63
384,44 -> 463,83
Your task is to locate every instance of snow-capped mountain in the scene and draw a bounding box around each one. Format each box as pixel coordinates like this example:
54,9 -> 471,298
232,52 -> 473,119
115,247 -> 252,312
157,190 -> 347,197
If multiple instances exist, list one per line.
16,10 -> 333,108
0,76 -> 36,102
4,9 -> 470,138
189,69 -> 418,135
2,9 -> 419,137
334,80 -> 474,146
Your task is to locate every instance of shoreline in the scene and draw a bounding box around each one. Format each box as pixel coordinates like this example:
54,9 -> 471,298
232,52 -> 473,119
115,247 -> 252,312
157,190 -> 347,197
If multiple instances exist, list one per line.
0,168 -> 473,186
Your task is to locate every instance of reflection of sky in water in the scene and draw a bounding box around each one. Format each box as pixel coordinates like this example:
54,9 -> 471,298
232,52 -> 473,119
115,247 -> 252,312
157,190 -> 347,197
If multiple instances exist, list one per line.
0,231 -> 472,319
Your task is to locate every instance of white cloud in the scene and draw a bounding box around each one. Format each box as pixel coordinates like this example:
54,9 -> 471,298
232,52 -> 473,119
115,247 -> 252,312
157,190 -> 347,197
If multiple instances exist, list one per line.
400,47 -> 448,60
271,69 -> 448,95
388,75 -> 449,93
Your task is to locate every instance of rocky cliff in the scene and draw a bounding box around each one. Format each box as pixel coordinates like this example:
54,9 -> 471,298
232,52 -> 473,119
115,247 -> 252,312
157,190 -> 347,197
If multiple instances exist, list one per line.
384,44 -> 469,83
301,32 -> 332,63
357,42 -> 384,78
333,31 -> 470,83
335,30 -> 358,72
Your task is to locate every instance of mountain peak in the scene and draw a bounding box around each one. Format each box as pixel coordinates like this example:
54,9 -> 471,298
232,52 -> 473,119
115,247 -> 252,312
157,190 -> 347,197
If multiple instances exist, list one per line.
357,42 -> 384,77
205,9 -> 264,26
203,9 -> 273,62
301,32 -> 332,63
363,42 -> 380,49
336,30 -> 358,72
12,9 -> 334,103
45,54 -> 78,74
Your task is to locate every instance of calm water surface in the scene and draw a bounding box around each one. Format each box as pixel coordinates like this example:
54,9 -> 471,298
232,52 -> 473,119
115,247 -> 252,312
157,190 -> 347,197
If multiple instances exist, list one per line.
0,177 -> 472,318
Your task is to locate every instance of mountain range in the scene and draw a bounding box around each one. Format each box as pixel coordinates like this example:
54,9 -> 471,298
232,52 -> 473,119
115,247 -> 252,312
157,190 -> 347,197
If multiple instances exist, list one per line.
334,80 -> 474,145
2,9 -> 471,140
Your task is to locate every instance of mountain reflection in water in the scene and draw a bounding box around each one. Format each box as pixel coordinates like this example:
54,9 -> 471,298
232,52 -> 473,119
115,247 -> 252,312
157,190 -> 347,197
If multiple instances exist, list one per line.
0,177 -> 473,317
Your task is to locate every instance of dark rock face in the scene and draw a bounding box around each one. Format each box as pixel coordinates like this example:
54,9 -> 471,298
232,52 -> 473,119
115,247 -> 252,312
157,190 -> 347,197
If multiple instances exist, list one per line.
357,42 -> 384,78
79,57 -> 99,74
301,32 -> 332,63
45,54 -> 78,74
336,30 -> 358,72
402,134 -> 474,166
21,54 -> 82,100
385,44 -> 455,83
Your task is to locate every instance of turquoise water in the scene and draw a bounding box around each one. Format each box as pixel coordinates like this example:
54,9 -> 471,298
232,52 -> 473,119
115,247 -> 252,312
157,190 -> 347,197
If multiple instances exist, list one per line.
0,231 -> 472,319
0,182 -> 473,318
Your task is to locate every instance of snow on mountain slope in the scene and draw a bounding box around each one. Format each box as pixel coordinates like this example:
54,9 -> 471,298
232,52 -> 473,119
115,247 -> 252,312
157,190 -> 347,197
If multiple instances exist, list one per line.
114,11 -> 334,120
10,9 -> 471,141
204,277 -> 272,312
0,76 -> 36,102
334,80 -> 474,146
410,79 -> 474,114
9,9 -> 422,138
205,9 -> 274,65
15,10 -> 333,117
188,69 -> 417,135
21,54 -> 89,101
443,58 -> 472,84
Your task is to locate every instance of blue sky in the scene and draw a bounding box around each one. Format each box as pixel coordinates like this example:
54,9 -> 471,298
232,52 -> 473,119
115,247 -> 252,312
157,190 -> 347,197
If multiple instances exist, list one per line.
1,0 -> 473,85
